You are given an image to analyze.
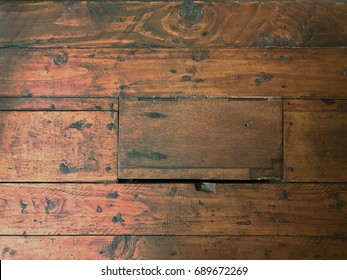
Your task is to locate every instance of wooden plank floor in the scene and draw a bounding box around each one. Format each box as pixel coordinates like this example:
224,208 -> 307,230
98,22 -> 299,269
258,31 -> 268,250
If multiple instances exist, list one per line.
1,0 -> 347,260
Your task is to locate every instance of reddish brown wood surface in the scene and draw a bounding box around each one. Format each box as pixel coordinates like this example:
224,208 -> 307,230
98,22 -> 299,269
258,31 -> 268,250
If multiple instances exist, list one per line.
119,99 -> 282,180
0,1 -> 347,48
284,99 -> 347,182
1,235 -> 347,260
0,98 -> 118,111
0,110 -> 118,181
1,0 -> 347,261
1,48 -> 347,98
0,183 -> 346,235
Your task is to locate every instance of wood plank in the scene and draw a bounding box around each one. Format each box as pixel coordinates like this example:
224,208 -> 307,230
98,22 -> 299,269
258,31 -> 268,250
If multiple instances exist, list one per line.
119,99 -> 282,180
0,183 -> 346,235
0,111 -> 117,181
1,48 -> 347,98
1,235 -> 347,260
0,98 -> 118,111
0,1 -> 347,48
284,99 -> 347,182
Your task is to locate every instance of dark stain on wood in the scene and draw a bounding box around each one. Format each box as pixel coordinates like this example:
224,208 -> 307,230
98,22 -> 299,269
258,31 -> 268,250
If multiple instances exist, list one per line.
106,123 -> 116,131
99,236 -> 136,260
279,190 -> 290,200
44,198 -> 56,214
168,187 -> 177,196
236,220 -> 252,226
2,247 -> 10,256
181,75 -> 192,82
144,112 -> 167,119
323,99 -> 335,105
19,199 -> 28,214
178,0 -> 204,28
280,55 -> 293,62
255,73 -> 273,86
109,103 -> 116,119
53,54 -> 68,66
192,50 -> 209,62
107,192 -> 119,199
112,213 -> 125,225
59,162 -> 78,174
117,56 -> 126,62
335,200 -> 345,211
67,121 -> 92,131
126,150 -> 167,161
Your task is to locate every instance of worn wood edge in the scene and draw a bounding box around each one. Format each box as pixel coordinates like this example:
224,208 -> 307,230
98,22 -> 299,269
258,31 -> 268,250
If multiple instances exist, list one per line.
119,168 -> 251,180
1,183 -> 346,236
1,235 -> 347,260
0,98 -> 119,111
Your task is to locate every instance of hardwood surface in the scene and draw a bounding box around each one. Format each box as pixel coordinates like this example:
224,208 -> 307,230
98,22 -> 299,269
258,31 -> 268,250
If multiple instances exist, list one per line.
0,183 -> 346,235
0,1 -> 347,48
0,97 -> 118,111
1,48 -> 347,98
1,235 -> 347,260
1,0 -> 347,260
284,99 -> 347,182
0,110 -> 118,181
119,99 -> 282,180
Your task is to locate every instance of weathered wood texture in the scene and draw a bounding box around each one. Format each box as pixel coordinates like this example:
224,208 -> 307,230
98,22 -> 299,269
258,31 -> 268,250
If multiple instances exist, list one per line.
119,99 -> 282,180
0,1 -> 347,48
0,110 -> 118,181
0,183 -> 346,235
284,99 -> 347,182
0,98 -> 118,111
1,48 -> 347,98
1,235 -> 347,260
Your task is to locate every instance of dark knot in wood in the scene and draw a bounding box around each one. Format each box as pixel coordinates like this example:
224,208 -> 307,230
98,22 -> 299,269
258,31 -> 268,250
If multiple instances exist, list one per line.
53,54 -> 68,65
178,0 -> 204,28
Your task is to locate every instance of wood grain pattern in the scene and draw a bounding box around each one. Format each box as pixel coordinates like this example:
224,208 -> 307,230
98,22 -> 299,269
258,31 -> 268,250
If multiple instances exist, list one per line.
0,98 -> 118,111
1,48 -> 347,98
284,99 -> 347,182
1,235 -> 347,260
0,111 -> 117,181
0,183 -> 346,235
119,99 -> 282,180
0,1 -> 347,48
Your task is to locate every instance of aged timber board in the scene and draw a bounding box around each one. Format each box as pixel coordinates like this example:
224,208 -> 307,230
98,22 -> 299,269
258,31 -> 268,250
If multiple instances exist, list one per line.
118,99 -> 282,180
284,99 -> 347,182
1,48 -> 346,99
0,105 -> 118,182
0,1 -> 347,48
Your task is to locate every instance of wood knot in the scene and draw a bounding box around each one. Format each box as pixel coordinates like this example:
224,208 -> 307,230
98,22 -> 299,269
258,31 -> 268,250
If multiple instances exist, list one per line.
178,0 -> 204,28
44,197 -> 66,215
53,54 -> 68,65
